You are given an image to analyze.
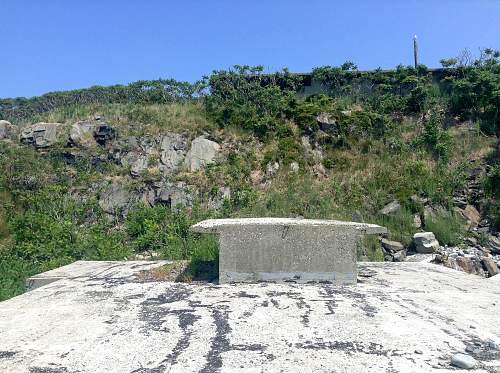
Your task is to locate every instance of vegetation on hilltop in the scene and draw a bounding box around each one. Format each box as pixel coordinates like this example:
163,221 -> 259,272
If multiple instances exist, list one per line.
0,49 -> 499,300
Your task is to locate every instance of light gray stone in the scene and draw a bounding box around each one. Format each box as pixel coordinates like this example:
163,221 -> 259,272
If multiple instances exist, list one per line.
191,218 -> 386,284
290,162 -> 299,173
69,121 -> 95,148
379,200 -> 401,215
184,136 -> 220,172
20,122 -> 61,148
381,238 -> 405,252
156,182 -> 193,210
456,204 -> 481,228
451,353 -> 477,369
392,250 -> 406,262
316,112 -> 336,131
98,182 -> 136,215
0,120 -> 9,139
0,120 -> 17,140
413,232 -> 440,254
160,132 -> 186,172
130,155 -> 148,177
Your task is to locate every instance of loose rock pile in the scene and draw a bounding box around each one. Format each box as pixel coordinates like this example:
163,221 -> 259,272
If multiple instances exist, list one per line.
377,160 -> 500,279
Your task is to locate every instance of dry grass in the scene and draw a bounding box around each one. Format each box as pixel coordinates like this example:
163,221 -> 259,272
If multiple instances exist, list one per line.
135,260 -> 190,282
19,101 -> 215,138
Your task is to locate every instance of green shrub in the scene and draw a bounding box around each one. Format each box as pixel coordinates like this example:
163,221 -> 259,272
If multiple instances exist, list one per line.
484,164 -> 500,198
415,109 -> 452,162
205,65 -> 301,136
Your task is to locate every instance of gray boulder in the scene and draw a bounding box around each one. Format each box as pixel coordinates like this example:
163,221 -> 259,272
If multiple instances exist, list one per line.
20,122 -> 61,148
99,182 -> 136,215
0,120 -> 18,140
130,155 -> 149,177
379,200 -> 401,216
316,112 -> 336,131
184,136 -> 220,172
160,132 -> 186,172
381,238 -> 404,252
69,121 -> 95,148
94,124 -> 116,145
0,120 -> 9,139
392,250 -> 406,262
456,204 -> 481,228
413,232 -> 440,254
156,182 -> 193,210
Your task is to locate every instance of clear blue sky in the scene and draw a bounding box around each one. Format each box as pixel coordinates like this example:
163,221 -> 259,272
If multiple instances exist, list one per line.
1,0 -> 499,98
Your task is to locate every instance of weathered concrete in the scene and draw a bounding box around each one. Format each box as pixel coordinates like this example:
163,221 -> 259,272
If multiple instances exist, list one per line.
1,261 -> 499,372
26,260 -> 170,291
191,218 -> 387,284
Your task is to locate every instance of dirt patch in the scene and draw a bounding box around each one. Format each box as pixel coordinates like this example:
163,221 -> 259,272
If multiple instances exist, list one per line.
135,260 -> 218,283
136,261 -> 190,282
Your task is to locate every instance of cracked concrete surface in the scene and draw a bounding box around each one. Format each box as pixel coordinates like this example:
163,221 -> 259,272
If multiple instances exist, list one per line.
0,261 -> 499,372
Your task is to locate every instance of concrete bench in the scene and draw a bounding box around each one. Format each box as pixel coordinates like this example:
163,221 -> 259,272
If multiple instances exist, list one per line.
191,218 -> 386,284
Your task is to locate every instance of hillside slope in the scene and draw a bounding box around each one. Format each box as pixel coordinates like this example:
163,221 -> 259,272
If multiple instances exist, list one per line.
1,55 -> 499,300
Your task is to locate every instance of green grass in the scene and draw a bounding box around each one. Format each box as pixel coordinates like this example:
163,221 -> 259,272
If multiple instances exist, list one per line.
425,211 -> 465,246
16,101 -> 216,138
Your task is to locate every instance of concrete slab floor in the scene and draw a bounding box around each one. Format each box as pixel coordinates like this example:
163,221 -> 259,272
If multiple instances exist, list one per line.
25,260 -> 171,291
0,261 -> 499,373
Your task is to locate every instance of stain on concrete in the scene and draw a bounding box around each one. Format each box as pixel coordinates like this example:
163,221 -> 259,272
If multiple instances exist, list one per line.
296,340 -> 390,356
199,308 -> 231,373
29,368 -> 72,373
0,351 -> 17,359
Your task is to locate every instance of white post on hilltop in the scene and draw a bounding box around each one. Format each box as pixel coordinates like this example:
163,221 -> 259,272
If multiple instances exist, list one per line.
413,34 -> 419,69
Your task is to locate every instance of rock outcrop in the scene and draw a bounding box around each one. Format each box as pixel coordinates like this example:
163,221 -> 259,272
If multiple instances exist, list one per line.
94,124 -> 116,145
20,123 -> 62,148
379,200 -> 401,216
0,120 -> 18,140
155,181 -> 193,210
413,232 -> 439,253
70,121 -> 96,148
98,181 -> 137,215
183,136 -> 220,172
160,132 -> 187,172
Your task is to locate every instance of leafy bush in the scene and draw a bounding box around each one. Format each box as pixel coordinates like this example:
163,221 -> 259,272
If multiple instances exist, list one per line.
415,109 -> 452,162
445,49 -> 500,138
205,65 -> 301,136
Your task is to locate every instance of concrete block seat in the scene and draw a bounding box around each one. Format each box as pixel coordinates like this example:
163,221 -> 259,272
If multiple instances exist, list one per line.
191,218 -> 387,284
